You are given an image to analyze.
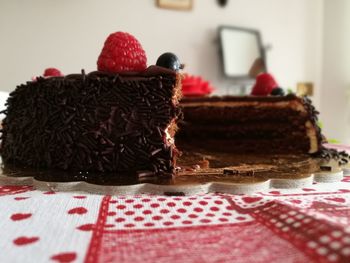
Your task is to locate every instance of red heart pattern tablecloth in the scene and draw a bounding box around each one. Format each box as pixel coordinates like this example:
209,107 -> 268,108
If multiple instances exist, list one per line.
1,176 -> 350,263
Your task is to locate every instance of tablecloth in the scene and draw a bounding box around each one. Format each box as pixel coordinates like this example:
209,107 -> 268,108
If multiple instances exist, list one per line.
1,145 -> 350,263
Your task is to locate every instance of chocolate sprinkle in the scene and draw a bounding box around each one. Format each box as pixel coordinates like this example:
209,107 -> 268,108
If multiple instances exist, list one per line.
320,166 -> 332,171
0,66 -> 182,177
223,168 -> 255,176
164,191 -> 186,196
223,168 -> 239,175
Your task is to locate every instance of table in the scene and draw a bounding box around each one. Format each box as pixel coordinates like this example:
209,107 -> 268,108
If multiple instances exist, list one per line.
1,146 -> 350,262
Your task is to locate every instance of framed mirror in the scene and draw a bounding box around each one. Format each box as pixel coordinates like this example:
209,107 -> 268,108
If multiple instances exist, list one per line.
218,26 -> 266,80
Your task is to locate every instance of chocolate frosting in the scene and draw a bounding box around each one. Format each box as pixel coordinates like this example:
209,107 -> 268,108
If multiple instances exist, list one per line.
1,67 -> 181,176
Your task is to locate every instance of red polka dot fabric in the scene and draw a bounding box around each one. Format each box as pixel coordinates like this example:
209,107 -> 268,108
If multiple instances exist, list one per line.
0,187 -> 101,262
103,195 -> 252,230
1,175 -> 350,262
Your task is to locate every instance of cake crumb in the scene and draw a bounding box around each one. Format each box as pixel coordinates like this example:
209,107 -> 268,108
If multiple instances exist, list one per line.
198,159 -> 210,169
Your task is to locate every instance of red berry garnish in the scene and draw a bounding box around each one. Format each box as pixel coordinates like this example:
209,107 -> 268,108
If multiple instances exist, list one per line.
97,32 -> 147,73
43,68 -> 63,77
251,73 -> 278,96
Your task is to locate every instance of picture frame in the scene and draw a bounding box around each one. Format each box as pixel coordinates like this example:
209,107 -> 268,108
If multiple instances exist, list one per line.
157,0 -> 193,11
218,25 -> 266,81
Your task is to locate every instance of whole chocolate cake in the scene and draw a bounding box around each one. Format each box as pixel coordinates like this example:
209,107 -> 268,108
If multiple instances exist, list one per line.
177,94 -> 323,154
0,32 -> 183,177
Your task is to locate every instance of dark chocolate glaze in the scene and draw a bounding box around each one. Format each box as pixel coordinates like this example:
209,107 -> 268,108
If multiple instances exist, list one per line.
0,66 -> 181,177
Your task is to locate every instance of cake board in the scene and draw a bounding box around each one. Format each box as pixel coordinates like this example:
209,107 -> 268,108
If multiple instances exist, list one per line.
0,144 -> 347,195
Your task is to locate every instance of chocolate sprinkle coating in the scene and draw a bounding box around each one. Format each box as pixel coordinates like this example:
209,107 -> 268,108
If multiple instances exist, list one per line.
164,191 -> 186,196
0,66 -> 181,176
320,166 -> 332,171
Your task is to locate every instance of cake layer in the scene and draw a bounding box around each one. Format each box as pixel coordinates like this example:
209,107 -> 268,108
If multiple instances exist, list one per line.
176,138 -> 311,153
181,105 -> 308,124
1,66 -> 182,175
178,95 -> 323,154
179,122 -> 308,140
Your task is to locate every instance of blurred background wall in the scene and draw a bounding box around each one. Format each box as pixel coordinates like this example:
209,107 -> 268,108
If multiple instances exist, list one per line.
1,0 -> 349,143
321,0 -> 350,144
0,0 -> 323,99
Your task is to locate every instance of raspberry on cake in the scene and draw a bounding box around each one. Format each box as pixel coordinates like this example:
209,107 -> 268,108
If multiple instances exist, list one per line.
251,73 -> 278,96
0,32 -> 182,177
43,68 -> 63,77
97,31 -> 147,73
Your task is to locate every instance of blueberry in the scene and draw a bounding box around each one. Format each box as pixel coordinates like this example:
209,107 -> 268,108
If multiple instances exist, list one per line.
217,0 -> 228,7
270,87 -> 285,96
156,52 -> 181,71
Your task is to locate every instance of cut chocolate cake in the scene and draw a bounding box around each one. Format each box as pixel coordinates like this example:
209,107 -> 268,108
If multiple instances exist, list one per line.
0,66 -> 182,175
177,94 -> 323,154
0,32 -> 185,178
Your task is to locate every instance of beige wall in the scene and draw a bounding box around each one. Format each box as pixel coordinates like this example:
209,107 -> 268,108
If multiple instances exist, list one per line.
0,0 -> 323,107
321,0 -> 350,143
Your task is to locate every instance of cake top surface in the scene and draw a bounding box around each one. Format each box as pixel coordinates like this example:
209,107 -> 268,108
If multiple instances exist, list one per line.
29,66 -> 177,85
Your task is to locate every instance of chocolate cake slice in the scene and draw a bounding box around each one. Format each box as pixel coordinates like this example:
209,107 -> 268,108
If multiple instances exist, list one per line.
0,66 -> 182,176
177,94 -> 323,154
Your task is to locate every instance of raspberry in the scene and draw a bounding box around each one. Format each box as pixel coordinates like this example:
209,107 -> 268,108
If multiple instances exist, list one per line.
251,73 -> 278,96
97,32 -> 147,73
43,68 -> 63,77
